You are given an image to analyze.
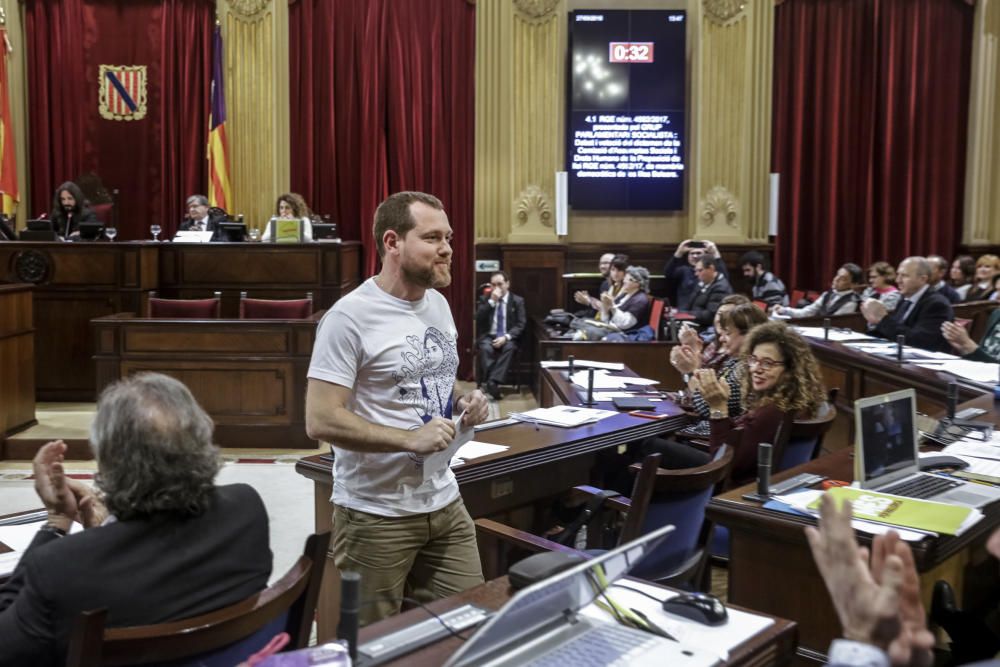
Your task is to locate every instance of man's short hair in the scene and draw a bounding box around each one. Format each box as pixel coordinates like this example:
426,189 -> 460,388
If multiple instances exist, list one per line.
902,256 -> 932,280
739,250 -> 768,270
841,263 -> 864,284
927,255 -> 949,273
186,194 -> 209,207
90,373 -> 220,521
720,293 -> 751,307
490,270 -> 510,284
372,191 -> 445,258
695,257 -> 716,271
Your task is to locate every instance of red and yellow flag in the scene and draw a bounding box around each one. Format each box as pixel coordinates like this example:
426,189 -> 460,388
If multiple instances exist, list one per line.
207,25 -> 232,211
0,28 -> 18,216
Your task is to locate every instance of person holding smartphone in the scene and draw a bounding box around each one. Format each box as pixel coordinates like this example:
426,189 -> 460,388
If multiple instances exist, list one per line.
663,239 -> 729,310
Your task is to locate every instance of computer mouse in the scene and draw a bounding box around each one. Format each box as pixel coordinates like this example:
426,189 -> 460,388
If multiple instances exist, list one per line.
661,592 -> 728,626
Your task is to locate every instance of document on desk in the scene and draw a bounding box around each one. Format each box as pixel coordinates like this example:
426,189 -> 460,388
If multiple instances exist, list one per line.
0,521 -> 85,577
510,405 -> 618,428
943,438 -> 1000,461
569,369 -> 660,389
911,358 -> 1000,384
580,579 -> 774,663
422,411 -> 474,482
774,490 -> 933,541
793,326 -> 876,342
540,359 -> 626,371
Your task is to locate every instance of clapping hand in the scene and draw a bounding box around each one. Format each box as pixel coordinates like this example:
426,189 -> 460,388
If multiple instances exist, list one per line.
941,321 -> 977,356
694,368 -> 730,411
33,440 -> 78,530
677,322 -> 702,350
861,298 -> 888,325
573,290 -> 592,307
670,344 -> 701,374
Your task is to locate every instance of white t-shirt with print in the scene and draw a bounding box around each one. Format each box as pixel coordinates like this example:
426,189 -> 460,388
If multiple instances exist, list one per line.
308,277 -> 461,517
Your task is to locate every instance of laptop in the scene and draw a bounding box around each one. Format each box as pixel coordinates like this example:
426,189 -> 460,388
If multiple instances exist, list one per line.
444,525 -> 720,667
855,389 -> 1000,508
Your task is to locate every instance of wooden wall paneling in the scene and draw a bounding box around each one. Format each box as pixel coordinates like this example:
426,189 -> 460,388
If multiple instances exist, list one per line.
500,246 -> 567,316
0,285 -> 36,438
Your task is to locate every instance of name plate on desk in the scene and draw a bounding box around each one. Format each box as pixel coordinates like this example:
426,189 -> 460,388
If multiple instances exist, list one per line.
172,230 -> 214,243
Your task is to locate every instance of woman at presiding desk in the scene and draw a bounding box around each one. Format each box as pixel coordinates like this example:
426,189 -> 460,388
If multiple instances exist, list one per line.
261,192 -> 315,242
648,321 -> 827,483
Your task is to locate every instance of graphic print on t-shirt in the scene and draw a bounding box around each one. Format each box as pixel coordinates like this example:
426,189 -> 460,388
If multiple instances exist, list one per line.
393,327 -> 458,423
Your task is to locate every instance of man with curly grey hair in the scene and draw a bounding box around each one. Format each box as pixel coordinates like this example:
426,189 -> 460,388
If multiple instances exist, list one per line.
0,373 -> 272,666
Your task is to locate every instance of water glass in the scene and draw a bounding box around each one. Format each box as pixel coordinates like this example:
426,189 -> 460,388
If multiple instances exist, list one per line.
249,227 -> 260,242
105,227 -> 118,242
150,224 -> 161,241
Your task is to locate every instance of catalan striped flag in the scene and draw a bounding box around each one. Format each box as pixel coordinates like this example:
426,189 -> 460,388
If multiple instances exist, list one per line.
207,25 -> 232,211
0,28 -> 18,216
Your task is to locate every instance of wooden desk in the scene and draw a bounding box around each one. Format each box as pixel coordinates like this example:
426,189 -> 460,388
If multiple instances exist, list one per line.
0,284 -> 36,453
92,312 -> 322,450
0,241 -> 361,401
297,365 -> 690,640
708,447 -> 1000,663
533,317 -> 682,394
360,576 -> 798,667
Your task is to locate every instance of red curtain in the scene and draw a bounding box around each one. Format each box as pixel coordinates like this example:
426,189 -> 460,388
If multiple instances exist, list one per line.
24,0 -> 214,239
289,0 -> 477,377
772,0 -> 974,290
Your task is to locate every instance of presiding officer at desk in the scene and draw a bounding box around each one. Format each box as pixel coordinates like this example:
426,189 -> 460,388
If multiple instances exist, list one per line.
178,194 -> 227,235
0,373 -> 272,667
860,256 -> 954,352
49,181 -> 97,240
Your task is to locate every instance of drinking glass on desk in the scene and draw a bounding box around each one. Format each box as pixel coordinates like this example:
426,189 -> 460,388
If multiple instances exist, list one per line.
105,227 -> 118,242
249,227 -> 260,242
150,224 -> 161,241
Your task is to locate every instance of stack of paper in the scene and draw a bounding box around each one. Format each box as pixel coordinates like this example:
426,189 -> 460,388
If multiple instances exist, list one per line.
793,327 -> 876,343
510,406 -> 618,428
540,360 -> 626,371
568,369 -> 660,390
808,487 -> 983,536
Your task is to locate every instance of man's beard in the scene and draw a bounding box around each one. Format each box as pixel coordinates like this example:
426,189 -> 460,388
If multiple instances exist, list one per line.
402,260 -> 451,289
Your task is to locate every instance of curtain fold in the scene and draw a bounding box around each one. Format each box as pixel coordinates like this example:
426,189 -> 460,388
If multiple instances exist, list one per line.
772,0 -> 973,290
290,0 -> 477,377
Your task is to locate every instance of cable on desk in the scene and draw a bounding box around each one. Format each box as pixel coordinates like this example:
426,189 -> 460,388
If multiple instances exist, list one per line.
357,596 -> 473,642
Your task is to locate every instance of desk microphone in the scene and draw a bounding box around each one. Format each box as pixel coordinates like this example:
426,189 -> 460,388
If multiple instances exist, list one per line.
567,354 -> 575,376
947,381 -> 958,420
896,335 -> 905,362
338,571 -> 361,661
756,442 -> 773,498
823,317 -> 831,341
583,368 -> 595,405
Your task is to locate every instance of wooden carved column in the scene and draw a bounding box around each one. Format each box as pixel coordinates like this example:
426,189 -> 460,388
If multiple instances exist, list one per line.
963,0 -> 1000,246
216,0 -> 290,230
475,0 -> 564,245
689,0 -> 774,243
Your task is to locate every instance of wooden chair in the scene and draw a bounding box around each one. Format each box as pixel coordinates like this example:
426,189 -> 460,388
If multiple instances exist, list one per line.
239,291 -> 314,319
147,290 -> 222,318
476,447 -> 733,591
66,532 -> 331,667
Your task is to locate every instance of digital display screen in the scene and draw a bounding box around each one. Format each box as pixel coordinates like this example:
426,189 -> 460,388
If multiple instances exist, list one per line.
567,10 -> 687,211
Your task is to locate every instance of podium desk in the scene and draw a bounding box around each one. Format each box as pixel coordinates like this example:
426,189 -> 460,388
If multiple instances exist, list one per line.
297,364 -> 690,640
0,240 -> 361,402
360,576 -> 798,667
0,284 -> 36,451
93,312 -> 322,449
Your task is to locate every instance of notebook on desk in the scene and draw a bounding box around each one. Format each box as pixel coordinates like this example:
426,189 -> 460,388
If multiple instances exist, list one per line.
855,389 -> 1000,508
444,525 -> 720,667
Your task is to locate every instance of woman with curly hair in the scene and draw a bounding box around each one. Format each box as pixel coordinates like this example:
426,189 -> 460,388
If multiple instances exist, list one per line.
262,192 -> 315,241
696,321 -> 827,483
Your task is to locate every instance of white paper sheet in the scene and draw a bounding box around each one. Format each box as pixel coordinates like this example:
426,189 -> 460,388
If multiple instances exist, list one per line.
540,360 -> 626,371
943,439 -> 1000,461
454,441 -> 509,460
793,326 -> 876,342
422,411 -> 474,482
510,406 -> 619,428
911,359 -> 1000,384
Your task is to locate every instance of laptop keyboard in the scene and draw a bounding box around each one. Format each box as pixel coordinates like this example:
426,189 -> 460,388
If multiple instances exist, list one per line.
881,474 -> 962,499
527,623 -> 662,667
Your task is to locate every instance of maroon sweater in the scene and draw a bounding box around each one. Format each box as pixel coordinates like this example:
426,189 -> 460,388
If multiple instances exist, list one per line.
709,402 -> 794,484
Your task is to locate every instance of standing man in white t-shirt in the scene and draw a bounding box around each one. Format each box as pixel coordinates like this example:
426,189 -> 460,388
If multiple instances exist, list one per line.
305,191 -> 489,626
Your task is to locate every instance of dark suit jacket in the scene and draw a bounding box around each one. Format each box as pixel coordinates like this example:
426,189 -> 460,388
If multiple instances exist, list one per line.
49,207 -> 98,238
872,290 -> 954,352
476,292 -> 527,343
687,275 -> 733,328
0,484 -> 272,667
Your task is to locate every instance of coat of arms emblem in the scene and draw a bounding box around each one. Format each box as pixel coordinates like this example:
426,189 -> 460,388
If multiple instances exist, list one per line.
98,65 -> 147,121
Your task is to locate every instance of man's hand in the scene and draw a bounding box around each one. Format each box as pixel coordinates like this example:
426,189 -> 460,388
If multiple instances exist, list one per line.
703,240 -> 718,257
573,290 -> 592,306
407,417 -> 456,455
490,285 -> 504,302
33,440 -> 78,530
675,239 -> 691,257
67,478 -> 108,528
861,299 -> 888,325
805,495 -> 933,664
941,321 -> 977,356
491,335 -> 508,349
456,389 -> 489,427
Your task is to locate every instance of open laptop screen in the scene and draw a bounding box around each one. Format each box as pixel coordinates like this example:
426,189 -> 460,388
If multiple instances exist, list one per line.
855,389 -> 920,485
445,525 -> 675,667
